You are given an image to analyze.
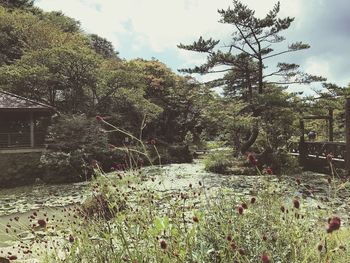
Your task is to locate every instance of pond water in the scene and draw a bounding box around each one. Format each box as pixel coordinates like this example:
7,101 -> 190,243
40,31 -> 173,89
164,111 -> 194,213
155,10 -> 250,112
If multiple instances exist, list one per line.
0,159 -> 347,217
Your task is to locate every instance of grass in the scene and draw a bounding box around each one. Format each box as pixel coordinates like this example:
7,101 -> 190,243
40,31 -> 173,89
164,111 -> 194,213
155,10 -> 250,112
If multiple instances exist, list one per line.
2,163 -> 348,262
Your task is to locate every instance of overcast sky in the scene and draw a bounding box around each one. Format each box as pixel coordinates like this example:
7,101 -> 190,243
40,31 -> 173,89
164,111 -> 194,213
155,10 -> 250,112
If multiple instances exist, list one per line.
35,0 -> 350,94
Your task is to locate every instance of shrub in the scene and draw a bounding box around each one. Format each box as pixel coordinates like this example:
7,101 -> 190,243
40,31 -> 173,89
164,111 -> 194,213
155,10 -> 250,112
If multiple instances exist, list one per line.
204,150 -> 234,174
40,114 -> 115,183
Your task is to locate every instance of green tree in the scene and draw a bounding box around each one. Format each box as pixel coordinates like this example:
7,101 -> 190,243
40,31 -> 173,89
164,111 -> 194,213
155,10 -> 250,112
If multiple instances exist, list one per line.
0,0 -> 33,9
178,0 -> 325,153
0,45 -> 101,113
89,34 -> 120,60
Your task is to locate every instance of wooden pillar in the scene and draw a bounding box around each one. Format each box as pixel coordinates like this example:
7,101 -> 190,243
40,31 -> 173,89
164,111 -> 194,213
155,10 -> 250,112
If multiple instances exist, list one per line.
30,112 -> 34,147
299,119 -> 307,166
345,99 -> 350,174
328,109 -> 334,142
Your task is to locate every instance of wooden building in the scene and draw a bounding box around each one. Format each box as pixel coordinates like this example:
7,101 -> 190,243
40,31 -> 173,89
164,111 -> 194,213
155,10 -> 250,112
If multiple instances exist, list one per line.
0,90 -> 55,153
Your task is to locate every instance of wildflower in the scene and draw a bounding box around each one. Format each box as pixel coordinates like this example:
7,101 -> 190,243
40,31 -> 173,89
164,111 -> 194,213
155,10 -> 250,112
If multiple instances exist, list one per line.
327,216 -> 341,233
265,167 -> 273,175
241,203 -> 248,209
149,139 -> 156,145
192,216 -> 199,223
250,197 -> 256,204
261,254 -> 270,263
326,154 -> 333,163
293,198 -> 300,209
238,206 -> 244,215
226,235 -> 232,242
69,234 -> 74,243
247,153 -> 258,166
37,219 -> 46,228
8,255 -> 17,260
160,240 -> 167,249
96,115 -> 104,121
230,241 -> 237,250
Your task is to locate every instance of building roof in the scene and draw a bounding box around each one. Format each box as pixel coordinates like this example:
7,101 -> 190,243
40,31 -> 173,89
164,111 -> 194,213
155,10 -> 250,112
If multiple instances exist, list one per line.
0,90 -> 55,112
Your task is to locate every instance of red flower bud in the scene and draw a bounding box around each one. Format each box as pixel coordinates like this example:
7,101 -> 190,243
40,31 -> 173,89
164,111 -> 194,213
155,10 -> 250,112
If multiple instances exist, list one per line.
261,254 -> 270,263
250,197 -> 256,204
247,153 -> 258,166
265,167 -> 273,175
160,240 -> 167,249
8,255 -> 17,260
192,216 -> 199,223
293,198 -> 300,209
241,203 -> 248,209
37,219 -> 46,228
327,216 -> 341,233
96,115 -> 104,121
238,206 -> 244,215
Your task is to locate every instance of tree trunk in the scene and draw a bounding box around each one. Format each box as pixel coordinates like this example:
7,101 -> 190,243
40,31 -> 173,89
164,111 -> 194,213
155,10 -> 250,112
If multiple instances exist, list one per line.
258,58 -> 263,94
240,124 -> 259,154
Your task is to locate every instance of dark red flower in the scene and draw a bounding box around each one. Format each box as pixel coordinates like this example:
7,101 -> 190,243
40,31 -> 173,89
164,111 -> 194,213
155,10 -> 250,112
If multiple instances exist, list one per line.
192,216 -> 199,223
241,203 -> 248,209
295,177 -> 301,185
293,199 -> 300,209
69,234 -> 74,243
327,216 -> 341,233
250,197 -> 256,204
261,254 -> 270,263
226,235 -> 232,242
238,206 -> 244,215
247,153 -> 258,166
8,255 -> 17,260
37,219 -> 46,228
265,167 -> 273,175
150,139 -> 156,145
160,240 -> 167,249
96,115 -> 104,121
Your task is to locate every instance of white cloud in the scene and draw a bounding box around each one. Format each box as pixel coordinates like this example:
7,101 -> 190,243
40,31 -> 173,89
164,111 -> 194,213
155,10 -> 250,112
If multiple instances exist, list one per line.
38,0 -> 301,54
36,0 -> 348,88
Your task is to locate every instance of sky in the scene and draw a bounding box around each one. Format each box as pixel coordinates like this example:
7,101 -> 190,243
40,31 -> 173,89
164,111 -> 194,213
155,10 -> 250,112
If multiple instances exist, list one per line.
35,0 -> 350,95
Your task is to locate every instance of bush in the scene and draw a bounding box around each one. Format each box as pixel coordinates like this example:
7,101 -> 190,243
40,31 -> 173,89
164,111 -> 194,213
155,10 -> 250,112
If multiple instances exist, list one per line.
0,152 -> 43,187
40,114 -> 115,183
204,150 -> 234,174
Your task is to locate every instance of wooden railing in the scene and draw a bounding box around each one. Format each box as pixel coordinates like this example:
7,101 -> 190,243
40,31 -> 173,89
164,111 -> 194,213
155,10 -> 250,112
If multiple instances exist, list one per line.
0,132 -> 46,148
287,141 -> 346,162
